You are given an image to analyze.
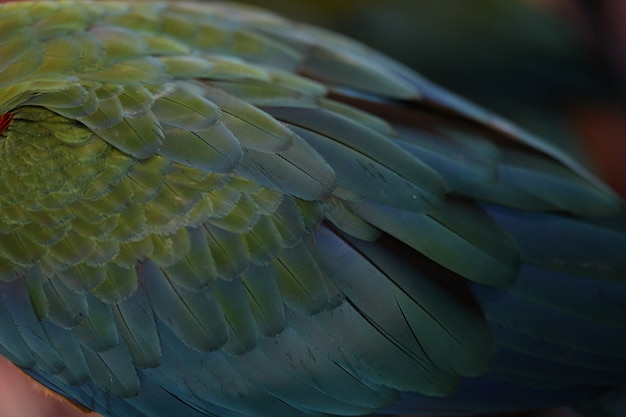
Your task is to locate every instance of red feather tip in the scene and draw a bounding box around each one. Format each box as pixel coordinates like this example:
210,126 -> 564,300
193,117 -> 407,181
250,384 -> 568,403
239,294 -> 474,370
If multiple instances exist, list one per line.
0,113 -> 12,135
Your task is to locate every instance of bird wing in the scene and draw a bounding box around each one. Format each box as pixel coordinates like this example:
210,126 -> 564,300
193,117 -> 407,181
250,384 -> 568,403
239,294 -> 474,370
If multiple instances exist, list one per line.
0,3 -> 625,417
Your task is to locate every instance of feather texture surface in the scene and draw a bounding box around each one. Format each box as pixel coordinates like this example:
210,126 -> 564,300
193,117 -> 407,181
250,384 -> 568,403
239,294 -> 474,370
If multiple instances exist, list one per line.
0,2 -> 624,417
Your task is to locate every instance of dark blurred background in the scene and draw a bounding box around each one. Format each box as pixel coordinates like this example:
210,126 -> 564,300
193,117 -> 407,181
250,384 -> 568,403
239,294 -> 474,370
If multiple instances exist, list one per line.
0,0 -> 624,416
237,0 -> 626,196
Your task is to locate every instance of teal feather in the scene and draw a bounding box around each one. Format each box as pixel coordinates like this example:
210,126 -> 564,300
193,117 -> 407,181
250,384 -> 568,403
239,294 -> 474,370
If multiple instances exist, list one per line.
292,125 -> 442,212
348,200 -> 519,286
2,279 -> 64,374
498,149 -> 622,217
143,260 -> 229,352
395,129 -> 497,193
0,295 -> 35,367
314,227 -> 483,395
113,281 -> 161,368
306,298 -> 458,396
153,325 -> 317,417
241,265 -> 286,337
511,265 -> 626,329
40,321 -> 90,385
487,206 -> 626,281
236,134 -> 336,201
339,234 -> 494,377
272,240 -> 331,315
256,327 -> 387,413
227,342 -> 375,415
269,106 -> 446,211
82,341 -> 140,398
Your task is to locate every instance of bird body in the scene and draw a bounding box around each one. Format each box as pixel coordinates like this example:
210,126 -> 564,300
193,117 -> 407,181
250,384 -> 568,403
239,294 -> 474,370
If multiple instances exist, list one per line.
0,2 -> 625,416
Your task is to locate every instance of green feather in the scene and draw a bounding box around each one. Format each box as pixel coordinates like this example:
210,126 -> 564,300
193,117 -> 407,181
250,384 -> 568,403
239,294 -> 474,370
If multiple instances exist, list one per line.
41,273 -> 88,328
74,295 -> 118,351
214,278 -> 258,355
91,264 -> 138,304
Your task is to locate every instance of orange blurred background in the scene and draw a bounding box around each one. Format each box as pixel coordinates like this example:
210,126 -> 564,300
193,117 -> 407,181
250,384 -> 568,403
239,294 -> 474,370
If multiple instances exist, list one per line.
0,358 -> 91,417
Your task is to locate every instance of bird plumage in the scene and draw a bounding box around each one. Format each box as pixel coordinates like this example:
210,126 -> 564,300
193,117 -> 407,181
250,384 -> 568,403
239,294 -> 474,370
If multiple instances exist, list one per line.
0,1 -> 625,416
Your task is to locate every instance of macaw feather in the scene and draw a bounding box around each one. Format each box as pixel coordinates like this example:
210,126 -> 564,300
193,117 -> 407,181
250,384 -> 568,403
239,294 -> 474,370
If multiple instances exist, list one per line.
2,279 -> 65,374
254,23 -> 419,99
0,294 -> 36,367
74,295 -> 118,351
395,129 -> 498,193
56,264 -> 107,293
269,106 -> 446,211
255,327 -> 394,412
161,226 -> 217,291
40,320 -> 90,385
81,341 -> 140,398
214,278 -> 258,355
320,98 -> 393,136
205,86 -> 295,153
242,214 -> 284,263
236,135 -> 336,201
512,265 -> 626,329
17,220 -> 68,248
113,282 -> 162,368
347,199 -> 520,287
241,265 -> 286,338
313,227 -> 492,393
41,273 -> 88,328
91,263 -> 138,304
159,122 -> 243,173
293,125 -> 442,212
143,260 -> 229,352
226,342 -> 378,415
152,325 -> 317,417
0,2 -> 625,417
203,225 -> 251,279
498,148 -> 623,216
272,240 -> 332,315
486,205 -> 626,281
213,79 -> 319,108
